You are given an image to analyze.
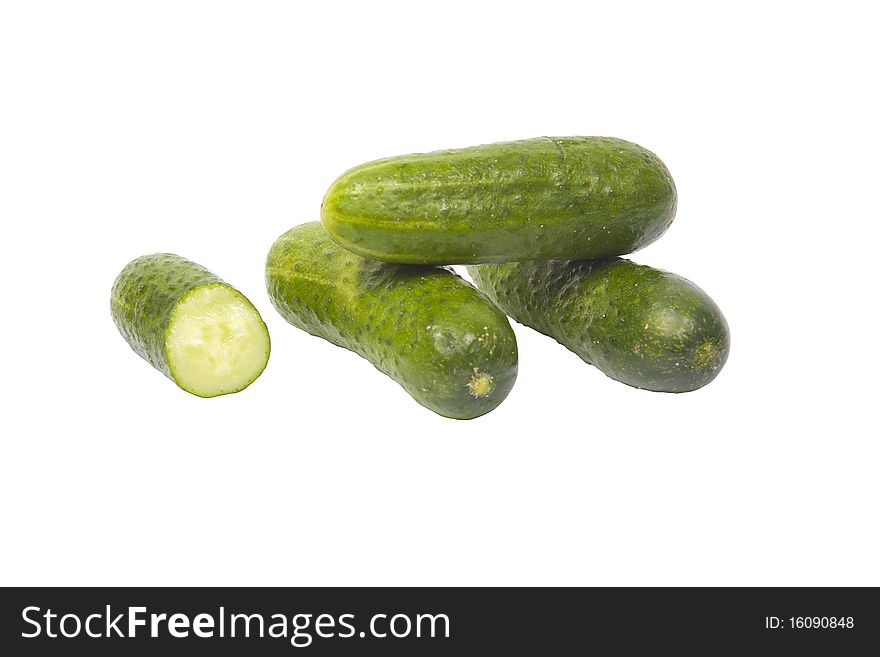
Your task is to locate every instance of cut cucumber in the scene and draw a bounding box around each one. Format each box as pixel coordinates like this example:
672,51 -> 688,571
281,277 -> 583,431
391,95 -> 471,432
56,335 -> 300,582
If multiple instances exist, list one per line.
111,254 -> 270,397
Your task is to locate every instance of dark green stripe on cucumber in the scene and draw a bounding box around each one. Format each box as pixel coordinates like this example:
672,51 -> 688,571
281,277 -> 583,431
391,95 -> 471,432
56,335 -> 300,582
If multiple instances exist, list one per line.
111,254 -> 270,397
321,136 -> 676,264
266,222 -> 518,419
468,258 -> 729,392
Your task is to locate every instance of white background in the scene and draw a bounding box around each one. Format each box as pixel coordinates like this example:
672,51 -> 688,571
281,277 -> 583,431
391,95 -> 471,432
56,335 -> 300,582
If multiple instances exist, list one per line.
1,1 -> 877,586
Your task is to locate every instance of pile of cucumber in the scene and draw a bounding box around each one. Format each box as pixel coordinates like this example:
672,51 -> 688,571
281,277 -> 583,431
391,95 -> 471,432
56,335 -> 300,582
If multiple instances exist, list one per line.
112,136 -> 729,418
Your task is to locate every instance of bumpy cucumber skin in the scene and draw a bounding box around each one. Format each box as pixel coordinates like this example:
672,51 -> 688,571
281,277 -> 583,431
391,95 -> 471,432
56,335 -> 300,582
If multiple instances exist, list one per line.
110,254 -> 269,397
321,136 -> 676,265
266,222 -> 518,419
468,259 -> 729,393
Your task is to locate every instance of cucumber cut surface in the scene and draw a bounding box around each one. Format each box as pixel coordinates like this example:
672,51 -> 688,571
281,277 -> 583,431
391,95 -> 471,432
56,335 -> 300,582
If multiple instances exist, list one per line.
166,284 -> 271,397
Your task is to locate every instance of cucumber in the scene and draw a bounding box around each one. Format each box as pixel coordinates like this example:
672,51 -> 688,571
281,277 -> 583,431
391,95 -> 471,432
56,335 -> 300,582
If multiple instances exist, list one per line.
321,136 -> 676,264
111,254 -> 270,397
468,258 -> 729,392
265,222 -> 518,419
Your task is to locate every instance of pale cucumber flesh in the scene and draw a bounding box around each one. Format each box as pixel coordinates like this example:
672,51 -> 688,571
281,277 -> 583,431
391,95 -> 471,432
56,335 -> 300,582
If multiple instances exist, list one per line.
166,284 -> 270,397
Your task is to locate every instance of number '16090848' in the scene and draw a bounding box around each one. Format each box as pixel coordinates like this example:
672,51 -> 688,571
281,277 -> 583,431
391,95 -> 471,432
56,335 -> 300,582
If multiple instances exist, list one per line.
765,617 -> 854,629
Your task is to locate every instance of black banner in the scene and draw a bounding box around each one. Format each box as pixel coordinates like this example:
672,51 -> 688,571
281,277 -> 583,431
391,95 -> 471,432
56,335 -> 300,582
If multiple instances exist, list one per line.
1,587 -> 877,654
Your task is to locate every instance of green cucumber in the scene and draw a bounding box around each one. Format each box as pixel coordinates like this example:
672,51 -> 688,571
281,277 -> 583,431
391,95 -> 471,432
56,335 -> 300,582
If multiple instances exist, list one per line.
265,222 -> 517,419
468,258 -> 729,392
321,136 -> 676,264
111,254 -> 270,397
